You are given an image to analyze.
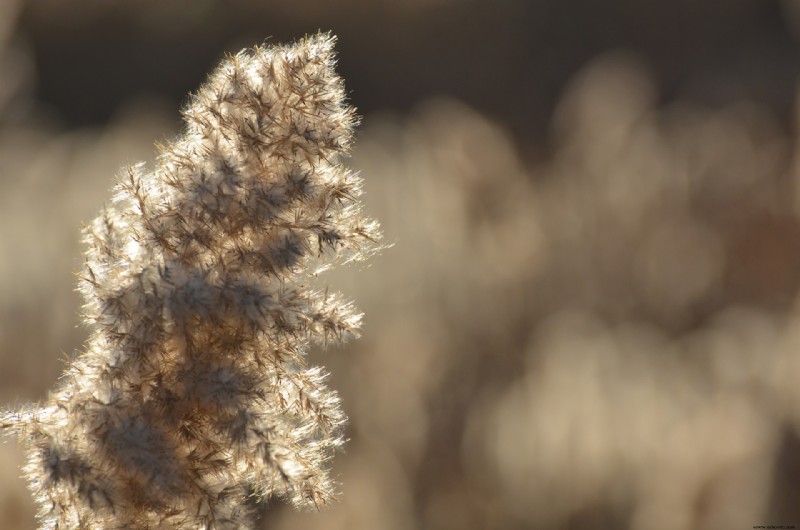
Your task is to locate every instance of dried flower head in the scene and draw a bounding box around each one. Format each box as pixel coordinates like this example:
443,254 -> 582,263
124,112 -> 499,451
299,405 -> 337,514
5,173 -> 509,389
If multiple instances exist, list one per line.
2,32 -> 380,529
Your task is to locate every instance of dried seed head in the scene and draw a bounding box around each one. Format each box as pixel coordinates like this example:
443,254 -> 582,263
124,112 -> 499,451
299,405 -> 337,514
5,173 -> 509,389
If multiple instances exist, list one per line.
3,32 -> 380,529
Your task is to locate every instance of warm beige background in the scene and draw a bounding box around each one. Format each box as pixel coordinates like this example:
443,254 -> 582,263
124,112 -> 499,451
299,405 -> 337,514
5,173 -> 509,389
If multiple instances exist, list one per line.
3,1 -> 800,529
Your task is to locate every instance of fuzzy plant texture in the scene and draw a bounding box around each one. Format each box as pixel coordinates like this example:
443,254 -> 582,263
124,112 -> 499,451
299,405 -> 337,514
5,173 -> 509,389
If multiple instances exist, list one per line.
1,33 -> 380,529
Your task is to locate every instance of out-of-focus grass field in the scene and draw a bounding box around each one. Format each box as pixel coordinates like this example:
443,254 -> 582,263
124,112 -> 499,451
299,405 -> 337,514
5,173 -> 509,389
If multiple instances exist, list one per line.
3,1 -> 800,528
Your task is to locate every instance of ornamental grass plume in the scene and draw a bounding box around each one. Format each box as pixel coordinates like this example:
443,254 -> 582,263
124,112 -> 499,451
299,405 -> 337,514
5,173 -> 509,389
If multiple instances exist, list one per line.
1,32 -> 380,529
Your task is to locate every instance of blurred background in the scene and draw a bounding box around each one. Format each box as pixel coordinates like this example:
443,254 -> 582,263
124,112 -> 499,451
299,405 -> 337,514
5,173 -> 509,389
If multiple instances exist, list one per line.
3,1 -> 800,528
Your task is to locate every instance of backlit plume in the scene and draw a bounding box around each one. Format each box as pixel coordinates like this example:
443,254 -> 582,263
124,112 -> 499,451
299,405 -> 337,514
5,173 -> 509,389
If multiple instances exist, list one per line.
2,33 -> 380,529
